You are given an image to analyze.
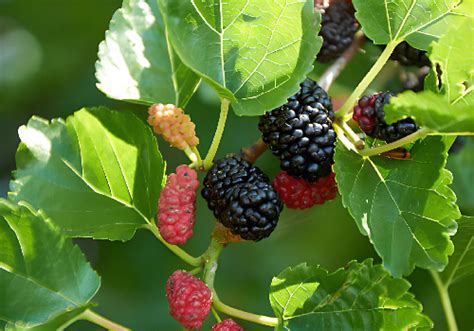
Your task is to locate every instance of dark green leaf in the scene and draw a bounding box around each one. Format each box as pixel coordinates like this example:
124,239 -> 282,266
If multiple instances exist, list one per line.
96,0 -> 200,107
270,260 -> 432,330
334,137 -> 459,277
0,199 -> 100,329
159,0 -> 321,116
440,215 -> 474,286
386,91 -> 474,134
353,0 -> 462,49
10,107 -> 165,241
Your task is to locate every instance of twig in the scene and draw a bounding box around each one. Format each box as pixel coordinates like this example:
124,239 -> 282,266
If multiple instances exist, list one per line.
319,31 -> 366,91
241,138 -> 268,164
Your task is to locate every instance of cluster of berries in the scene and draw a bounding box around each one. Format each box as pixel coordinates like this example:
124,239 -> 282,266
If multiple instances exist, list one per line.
151,3 -> 427,326
258,78 -> 339,209
166,270 -> 243,330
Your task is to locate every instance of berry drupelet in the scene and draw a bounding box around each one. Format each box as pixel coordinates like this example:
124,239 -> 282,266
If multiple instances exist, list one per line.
272,171 -> 337,209
259,79 -> 336,182
390,41 -> 431,67
353,92 -> 418,143
166,270 -> 212,329
202,155 -> 283,241
317,1 -> 358,62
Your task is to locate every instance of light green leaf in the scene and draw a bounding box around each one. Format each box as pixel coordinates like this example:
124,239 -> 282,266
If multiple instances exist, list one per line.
9,107 -> 165,241
353,0 -> 463,49
334,137 -> 460,277
385,91 -> 474,134
159,0 -> 321,116
447,138 -> 474,215
270,260 -> 432,330
0,199 -> 100,329
428,17 -> 474,105
440,215 -> 474,286
96,0 -> 200,107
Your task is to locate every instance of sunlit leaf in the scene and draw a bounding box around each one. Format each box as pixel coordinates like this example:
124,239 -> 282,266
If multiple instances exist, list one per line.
159,0 -> 321,116
334,137 -> 459,277
0,200 -> 100,329
10,107 -> 165,241
270,260 -> 432,330
96,0 -> 200,107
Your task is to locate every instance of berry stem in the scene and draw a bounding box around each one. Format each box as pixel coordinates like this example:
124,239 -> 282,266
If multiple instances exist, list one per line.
430,270 -> 458,331
202,237 -> 279,328
212,300 -> 279,327
358,128 -> 431,157
319,31 -> 366,91
147,224 -> 202,267
204,98 -> 230,170
184,145 -> 199,164
333,122 -> 358,152
81,309 -> 130,331
336,40 -> 401,120
211,307 -> 222,323
339,120 -> 365,149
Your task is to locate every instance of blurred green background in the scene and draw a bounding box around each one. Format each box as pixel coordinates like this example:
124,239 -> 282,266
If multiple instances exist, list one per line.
0,1 -> 472,330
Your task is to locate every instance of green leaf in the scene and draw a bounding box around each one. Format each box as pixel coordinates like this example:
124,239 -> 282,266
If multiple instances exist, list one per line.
428,17 -> 474,105
353,0 -> 463,49
447,139 -> 474,214
96,0 -> 200,107
334,137 -> 460,277
0,199 -> 100,329
386,91 -> 474,134
9,107 -> 165,241
440,216 -> 474,286
270,260 -> 432,330
158,0 -> 321,116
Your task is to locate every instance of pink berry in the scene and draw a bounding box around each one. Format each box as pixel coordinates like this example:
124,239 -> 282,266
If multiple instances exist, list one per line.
212,319 -> 244,331
158,165 -> 199,244
166,270 -> 212,329
272,171 -> 337,209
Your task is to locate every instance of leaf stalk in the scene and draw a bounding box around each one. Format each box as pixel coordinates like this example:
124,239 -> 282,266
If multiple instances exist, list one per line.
81,309 -> 131,331
430,271 -> 458,331
204,98 -> 230,169
337,40 -> 401,119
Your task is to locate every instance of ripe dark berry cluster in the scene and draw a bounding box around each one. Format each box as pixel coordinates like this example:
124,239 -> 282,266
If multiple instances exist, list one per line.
166,270 -> 212,329
202,155 -> 283,241
259,79 -> 336,182
273,171 -> 338,209
212,319 -> 244,331
353,92 -> 418,143
317,1 -> 358,62
389,41 -> 431,67
157,165 -> 200,245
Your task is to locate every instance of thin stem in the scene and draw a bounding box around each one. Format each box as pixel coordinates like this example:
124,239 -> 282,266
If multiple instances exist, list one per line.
184,145 -> 198,164
81,309 -> 130,331
213,299 -> 279,327
333,122 -> 358,152
204,98 -> 230,169
319,31 -> 366,91
430,271 -> 458,331
337,40 -> 401,119
358,128 -> 431,157
211,307 -> 222,323
202,237 -> 279,328
147,224 -> 202,267
341,121 -> 365,150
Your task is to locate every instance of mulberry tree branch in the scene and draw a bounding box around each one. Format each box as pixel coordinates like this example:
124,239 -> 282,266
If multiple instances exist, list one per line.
319,31 -> 366,91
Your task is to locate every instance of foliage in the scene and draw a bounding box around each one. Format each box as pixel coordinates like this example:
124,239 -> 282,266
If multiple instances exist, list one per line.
1,0 -> 473,330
